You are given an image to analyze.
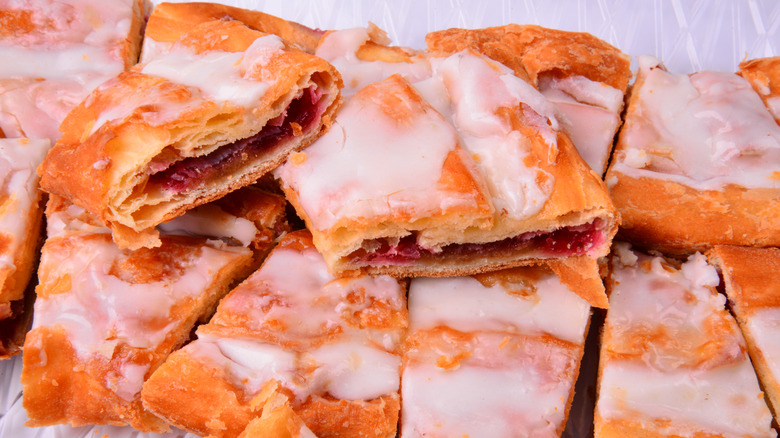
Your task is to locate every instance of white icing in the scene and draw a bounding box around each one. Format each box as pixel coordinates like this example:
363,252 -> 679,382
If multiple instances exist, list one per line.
408,275 -> 590,344
32,237 -> 249,357
539,75 -> 624,175
309,341 -> 401,400
109,362 -> 150,402
141,35 -> 279,108
0,45 -> 122,79
401,341 -> 574,438
598,360 -> 776,437
157,204 -> 258,247
745,308 -> 780,389
315,27 -> 431,97
275,75 -> 476,234
0,138 -> 50,273
767,96 -> 780,121
139,38 -> 172,63
600,246 -> 776,437
613,58 -> 780,190
277,48 -> 559,235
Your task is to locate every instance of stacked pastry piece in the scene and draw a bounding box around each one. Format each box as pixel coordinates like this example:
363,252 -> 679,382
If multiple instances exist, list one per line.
0,0 -> 144,359
595,55 -> 780,437
18,1 -> 341,433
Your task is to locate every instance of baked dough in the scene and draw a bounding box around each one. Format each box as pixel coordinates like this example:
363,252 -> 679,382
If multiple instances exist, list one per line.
595,243 -> 775,437
0,0 -> 145,141
0,138 -> 49,358
426,24 -> 631,175
276,33 -> 617,280
19,192 -> 274,431
142,1 -> 325,60
605,56 -> 780,254
141,230 -> 406,438
39,19 -> 341,250
708,245 -> 780,422
401,262 -> 594,437
739,56 -> 780,123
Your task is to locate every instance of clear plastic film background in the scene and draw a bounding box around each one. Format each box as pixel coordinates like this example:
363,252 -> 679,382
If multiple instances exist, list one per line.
0,1 -> 778,437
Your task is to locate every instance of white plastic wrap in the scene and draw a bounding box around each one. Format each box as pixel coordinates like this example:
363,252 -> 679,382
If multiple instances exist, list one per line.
1,1 -> 777,437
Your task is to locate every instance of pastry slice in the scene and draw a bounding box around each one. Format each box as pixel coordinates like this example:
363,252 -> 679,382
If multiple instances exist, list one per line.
740,56 -> 780,123
605,56 -> 780,254
276,47 -> 617,279
0,0 -> 144,141
595,243 -> 776,437
0,138 -> 49,358
401,261 -> 594,437
709,245 -> 780,421
18,189 -> 288,431
141,230 -> 407,438
426,24 -> 631,175
142,1 -> 325,60
39,19 -> 341,250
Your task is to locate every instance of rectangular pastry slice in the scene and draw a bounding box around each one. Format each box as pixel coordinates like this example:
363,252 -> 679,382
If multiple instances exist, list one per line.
595,243 -> 776,437
709,245 -> 780,421
0,138 -> 49,358
401,261 -> 594,437
276,32 -> 617,280
141,230 -> 407,438
39,18 -> 341,250
605,56 -> 780,254
142,1 -> 325,60
19,189 -> 291,431
426,24 -> 631,175
740,56 -> 780,123
0,0 -> 145,141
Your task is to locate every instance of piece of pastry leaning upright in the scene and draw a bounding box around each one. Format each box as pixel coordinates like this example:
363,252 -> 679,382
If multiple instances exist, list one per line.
142,230 -> 408,438
604,56 -> 780,254
276,26 -> 618,281
595,242 -> 776,437
739,56 -> 780,123
20,187 -> 288,432
401,260 -> 598,437
426,24 -> 632,176
39,18 -> 341,250
708,245 -> 780,421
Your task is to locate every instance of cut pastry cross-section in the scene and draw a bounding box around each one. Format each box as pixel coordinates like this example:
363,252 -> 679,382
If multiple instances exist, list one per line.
141,230 -> 407,438
276,42 -> 617,279
595,243 -> 776,438
39,19 -> 341,250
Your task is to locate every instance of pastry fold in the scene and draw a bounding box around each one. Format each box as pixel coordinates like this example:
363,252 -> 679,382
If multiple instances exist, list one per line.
605,56 -> 780,254
141,230 -> 407,438
39,19 -> 341,249
277,34 -> 617,278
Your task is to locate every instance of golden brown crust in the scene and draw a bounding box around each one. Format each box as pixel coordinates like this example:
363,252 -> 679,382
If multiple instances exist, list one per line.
146,2 -> 324,54
548,255 -> 608,308
739,56 -> 780,123
606,61 -> 780,255
425,24 -> 631,92
595,416 -> 734,438
39,19 -> 341,250
708,245 -> 780,419
22,233 -> 254,430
